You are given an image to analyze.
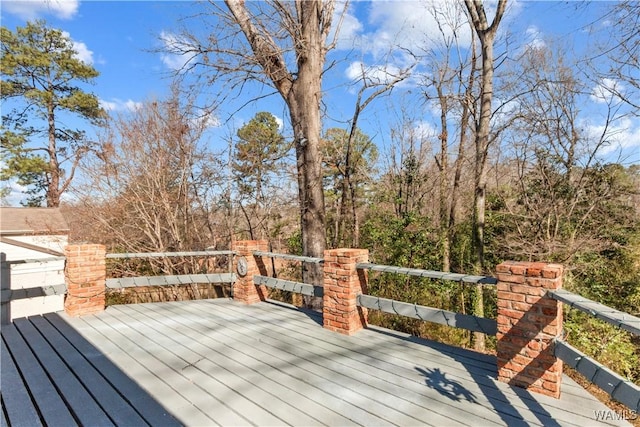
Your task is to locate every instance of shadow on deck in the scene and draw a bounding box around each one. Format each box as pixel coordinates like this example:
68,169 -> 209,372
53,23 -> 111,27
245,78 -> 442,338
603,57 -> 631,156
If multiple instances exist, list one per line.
1,299 -> 631,426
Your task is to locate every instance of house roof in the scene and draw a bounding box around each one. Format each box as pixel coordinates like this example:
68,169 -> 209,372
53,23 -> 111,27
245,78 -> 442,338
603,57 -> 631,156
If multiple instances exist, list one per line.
0,207 -> 70,235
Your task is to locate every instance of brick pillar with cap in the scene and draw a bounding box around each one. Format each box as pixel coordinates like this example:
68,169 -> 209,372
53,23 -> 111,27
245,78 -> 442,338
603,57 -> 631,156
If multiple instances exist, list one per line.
496,261 -> 564,398
323,248 -> 369,335
64,244 -> 106,317
231,240 -> 269,304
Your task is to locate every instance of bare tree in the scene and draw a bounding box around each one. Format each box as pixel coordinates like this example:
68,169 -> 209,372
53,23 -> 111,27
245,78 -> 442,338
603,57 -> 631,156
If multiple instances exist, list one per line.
418,1 -> 478,273
338,62 -> 413,247
76,86 -> 226,273
164,1 -> 342,308
463,0 -> 507,352
595,1 -> 639,112
497,44 -> 632,263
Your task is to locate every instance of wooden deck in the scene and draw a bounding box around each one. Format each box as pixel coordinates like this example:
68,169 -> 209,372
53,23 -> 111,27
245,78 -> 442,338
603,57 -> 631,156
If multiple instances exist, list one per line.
1,298 -> 632,426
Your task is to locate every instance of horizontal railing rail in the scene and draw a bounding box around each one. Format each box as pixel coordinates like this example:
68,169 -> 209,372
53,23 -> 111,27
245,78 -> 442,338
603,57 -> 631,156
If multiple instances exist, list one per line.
3,256 -> 66,265
106,251 -> 234,259
356,263 -> 497,285
107,273 -> 236,289
549,289 -> 640,336
106,251 -> 236,292
253,276 -> 323,298
555,340 -> 640,412
356,294 -> 497,335
1,284 -> 67,303
252,251 -> 324,264
547,289 -> 640,410
1,257 -> 67,304
353,262 -> 496,334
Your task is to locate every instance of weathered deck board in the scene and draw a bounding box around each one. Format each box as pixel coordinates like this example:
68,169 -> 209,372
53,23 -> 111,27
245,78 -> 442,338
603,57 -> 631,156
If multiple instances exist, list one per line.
1,314 -> 179,427
1,323 -> 76,426
226,300 -> 602,426
64,299 -> 630,426
0,339 -> 42,427
2,299 -> 633,427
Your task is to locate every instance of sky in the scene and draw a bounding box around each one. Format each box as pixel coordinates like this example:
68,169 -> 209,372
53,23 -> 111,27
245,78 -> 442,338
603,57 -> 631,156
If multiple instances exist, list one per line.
1,0 -> 639,205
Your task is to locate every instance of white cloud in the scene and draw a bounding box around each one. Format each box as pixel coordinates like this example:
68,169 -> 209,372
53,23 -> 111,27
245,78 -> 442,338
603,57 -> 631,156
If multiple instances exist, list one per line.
524,25 -> 546,50
332,3 -> 363,50
3,0 -> 79,20
100,98 -> 142,113
192,113 -> 221,130
345,61 -> 405,86
60,31 -> 94,65
159,31 -> 195,72
274,115 -> 284,131
363,1 -> 472,59
0,173 -> 28,207
414,121 -> 438,140
590,78 -> 626,104
584,116 -> 640,162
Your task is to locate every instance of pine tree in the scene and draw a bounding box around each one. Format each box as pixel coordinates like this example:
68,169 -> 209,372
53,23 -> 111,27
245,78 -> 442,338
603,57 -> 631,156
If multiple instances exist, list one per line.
1,20 -> 105,206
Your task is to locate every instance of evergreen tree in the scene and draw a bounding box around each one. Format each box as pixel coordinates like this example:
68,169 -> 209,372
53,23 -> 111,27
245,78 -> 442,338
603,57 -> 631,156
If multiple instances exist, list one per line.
1,20 -> 105,206
232,111 -> 287,238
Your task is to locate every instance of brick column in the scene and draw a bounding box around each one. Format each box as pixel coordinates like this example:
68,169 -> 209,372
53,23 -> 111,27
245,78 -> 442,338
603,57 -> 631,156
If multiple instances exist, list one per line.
323,248 -> 368,335
496,261 -> 564,398
64,244 -> 106,317
231,240 -> 269,304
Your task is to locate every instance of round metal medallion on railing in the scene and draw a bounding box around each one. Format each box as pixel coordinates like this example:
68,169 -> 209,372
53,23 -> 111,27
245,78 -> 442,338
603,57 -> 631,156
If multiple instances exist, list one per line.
236,257 -> 248,277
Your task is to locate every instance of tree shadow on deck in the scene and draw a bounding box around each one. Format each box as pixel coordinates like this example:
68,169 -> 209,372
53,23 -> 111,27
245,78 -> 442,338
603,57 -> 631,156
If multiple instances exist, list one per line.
416,366 -> 478,403
371,326 -> 562,427
1,313 -> 180,427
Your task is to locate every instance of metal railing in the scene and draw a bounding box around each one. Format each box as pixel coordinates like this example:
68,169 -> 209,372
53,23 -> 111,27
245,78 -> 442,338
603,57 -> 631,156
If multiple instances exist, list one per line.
1,254 -> 67,323
356,263 -> 497,285
356,262 -> 497,334
548,289 -> 640,412
249,252 -> 498,335
251,251 -> 323,297
549,289 -> 640,336
0,256 -> 67,303
106,251 -> 236,290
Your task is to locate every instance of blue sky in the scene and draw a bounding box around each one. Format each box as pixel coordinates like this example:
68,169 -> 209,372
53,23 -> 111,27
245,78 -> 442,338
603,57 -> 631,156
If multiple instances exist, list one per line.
1,0 -> 639,205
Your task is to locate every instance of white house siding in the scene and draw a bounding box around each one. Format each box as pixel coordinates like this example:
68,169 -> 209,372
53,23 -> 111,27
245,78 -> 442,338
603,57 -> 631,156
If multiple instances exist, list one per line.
1,236 -> 67,321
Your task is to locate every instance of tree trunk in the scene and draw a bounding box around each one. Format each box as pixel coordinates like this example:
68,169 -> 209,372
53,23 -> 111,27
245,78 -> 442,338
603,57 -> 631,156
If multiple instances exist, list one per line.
47,102 -> 60,207
286,2 -> 326,309
463,0 -> 507,352
224,0 -> 330,309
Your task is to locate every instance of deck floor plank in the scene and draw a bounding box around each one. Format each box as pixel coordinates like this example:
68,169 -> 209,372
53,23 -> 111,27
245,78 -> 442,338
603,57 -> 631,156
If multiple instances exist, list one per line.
123,302 -> 382,427
221,299 -> 605,426
4,298 -> 632,427
42,313 -> 181,427
1,323 -> 76,427
12,318 -> 115,427
28,316 -> 149,427
109,303 -> 327,427
223,300 -> 592,426
180,300 -> 489,426
0,338 -> 42,427
211,302 -> 533,426
152,301 -> 419,426
96,306 -> 294,427
71,315 -> 232,427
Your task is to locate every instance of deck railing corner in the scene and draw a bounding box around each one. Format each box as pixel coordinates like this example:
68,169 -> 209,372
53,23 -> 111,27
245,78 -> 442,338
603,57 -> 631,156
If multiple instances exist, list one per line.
64,244 -> 106,317
231,240 -> 269,304
496,261 -> 564,398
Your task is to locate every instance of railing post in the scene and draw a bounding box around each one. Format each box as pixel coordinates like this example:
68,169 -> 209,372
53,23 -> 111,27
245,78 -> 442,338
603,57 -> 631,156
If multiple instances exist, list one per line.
1,253 -> 10,324
496,261 -> 563,398
323,248 -> 368,335
64,244 -> 106,317
231,240 -> 269,304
